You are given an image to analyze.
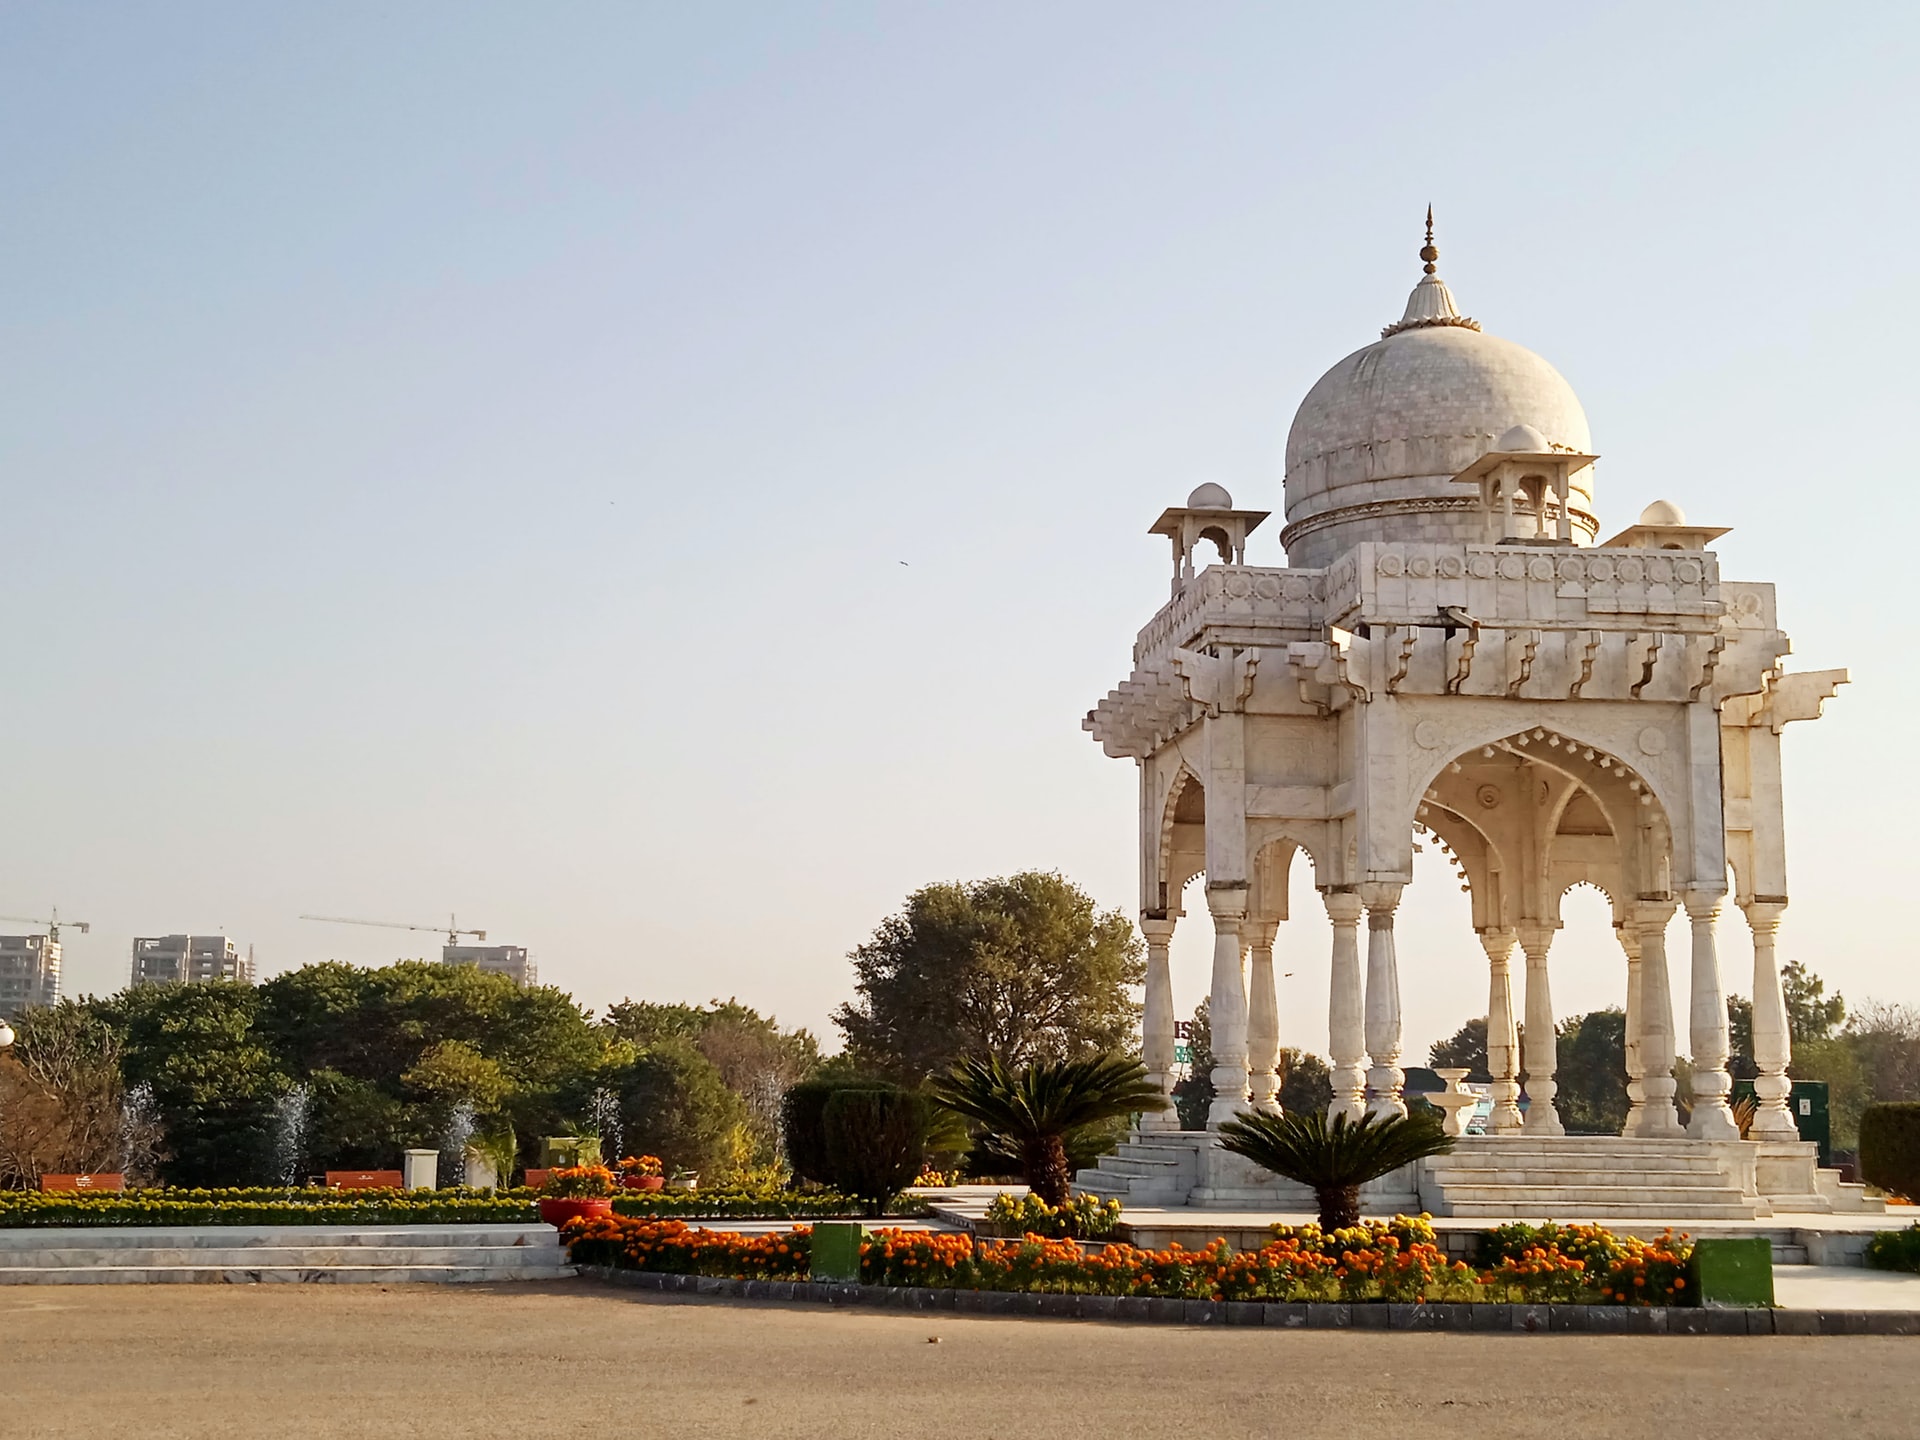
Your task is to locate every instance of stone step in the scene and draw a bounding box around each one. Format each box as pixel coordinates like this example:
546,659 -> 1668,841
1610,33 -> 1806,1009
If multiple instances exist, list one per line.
1439,1200 -> 1757,1220
0,1243 -> 565,1269
0,1224 -> 558,1251
0,1263 -> 574,1285
1423,1167 -> 1735,1187
1436,1184 -> 1750,1206
1093,1157 -> 1187,1180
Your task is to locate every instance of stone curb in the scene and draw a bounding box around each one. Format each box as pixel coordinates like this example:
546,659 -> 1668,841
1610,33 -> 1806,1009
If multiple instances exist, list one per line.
571,1266 -> 1920,1335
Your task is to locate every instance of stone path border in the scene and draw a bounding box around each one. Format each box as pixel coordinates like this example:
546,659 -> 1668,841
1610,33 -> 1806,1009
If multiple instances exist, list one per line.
575,1265 -> 1920,1335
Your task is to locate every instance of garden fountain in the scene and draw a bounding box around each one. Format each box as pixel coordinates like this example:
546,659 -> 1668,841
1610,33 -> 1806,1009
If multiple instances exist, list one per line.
271,1083 -> 312,1189
439,1099 -> 477,1188
589,1086 -> 622,1165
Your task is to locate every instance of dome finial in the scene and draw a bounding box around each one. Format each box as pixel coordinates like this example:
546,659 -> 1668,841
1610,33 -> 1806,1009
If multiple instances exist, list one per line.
1382,206 -> 1480,338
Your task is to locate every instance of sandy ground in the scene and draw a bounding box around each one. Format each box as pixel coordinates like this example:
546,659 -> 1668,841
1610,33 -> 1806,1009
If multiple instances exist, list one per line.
4,1282 -> 1918,1440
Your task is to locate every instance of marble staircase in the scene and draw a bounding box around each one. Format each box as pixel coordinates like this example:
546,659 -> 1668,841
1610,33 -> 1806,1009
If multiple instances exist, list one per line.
0,1223 -> 572,1284
1076,1130 -> 1882,1222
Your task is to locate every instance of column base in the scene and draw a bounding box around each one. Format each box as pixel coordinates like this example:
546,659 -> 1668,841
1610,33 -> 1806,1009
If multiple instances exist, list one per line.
1687,1103 -> 1741,1142
1206,1095 -> 1249,1129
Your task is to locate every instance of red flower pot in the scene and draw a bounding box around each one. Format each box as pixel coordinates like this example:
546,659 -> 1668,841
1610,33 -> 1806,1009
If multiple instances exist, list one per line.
538,1196 -> 614,1228
622,1175 -> 665,1192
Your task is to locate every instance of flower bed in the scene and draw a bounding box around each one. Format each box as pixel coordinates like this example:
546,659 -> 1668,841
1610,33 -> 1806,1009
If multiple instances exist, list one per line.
1865,1222 -> 1920,1273
562,1214 -> 1701,1306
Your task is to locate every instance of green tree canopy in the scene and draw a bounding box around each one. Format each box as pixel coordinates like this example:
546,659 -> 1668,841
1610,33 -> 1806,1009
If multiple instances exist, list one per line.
833,871 -> 1143,1083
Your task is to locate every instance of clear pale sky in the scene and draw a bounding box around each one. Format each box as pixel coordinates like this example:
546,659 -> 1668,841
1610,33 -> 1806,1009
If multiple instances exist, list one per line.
3,4 -> 1915,1061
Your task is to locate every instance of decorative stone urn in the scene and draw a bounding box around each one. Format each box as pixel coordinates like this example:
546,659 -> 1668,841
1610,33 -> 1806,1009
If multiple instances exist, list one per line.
1430,1069 -> 1481,1138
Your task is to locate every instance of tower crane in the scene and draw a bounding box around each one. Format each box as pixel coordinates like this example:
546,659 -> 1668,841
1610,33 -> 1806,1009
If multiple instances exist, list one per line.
0,908 -> 90,942
300,914 -> 487,947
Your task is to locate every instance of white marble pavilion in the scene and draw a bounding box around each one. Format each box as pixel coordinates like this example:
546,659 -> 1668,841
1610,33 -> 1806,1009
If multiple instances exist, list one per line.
1078,219 -> 1874,1220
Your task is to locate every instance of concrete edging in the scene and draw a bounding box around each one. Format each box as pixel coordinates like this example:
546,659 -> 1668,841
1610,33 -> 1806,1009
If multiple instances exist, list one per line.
573,1265 -> 1920,1335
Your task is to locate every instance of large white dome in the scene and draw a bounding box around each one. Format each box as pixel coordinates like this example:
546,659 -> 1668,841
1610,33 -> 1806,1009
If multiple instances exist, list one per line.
1279,264 -> 1596,567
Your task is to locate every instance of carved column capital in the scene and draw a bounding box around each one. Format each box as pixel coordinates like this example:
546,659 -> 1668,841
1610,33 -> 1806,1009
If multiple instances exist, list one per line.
1682,888 -> 1726,923
1742,899 -> 1788,936
1357,881 -> 1403,916
1320,888 -> 1363,925
1138,915 -> 1178,947
1205,884 -> 1249,922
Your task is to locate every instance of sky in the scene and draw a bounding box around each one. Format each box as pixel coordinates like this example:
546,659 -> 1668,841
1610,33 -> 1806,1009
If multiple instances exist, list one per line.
2,3 -> 1916,1062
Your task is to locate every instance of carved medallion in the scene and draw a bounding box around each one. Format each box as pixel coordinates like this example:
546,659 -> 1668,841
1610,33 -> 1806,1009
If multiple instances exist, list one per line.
1408,555 -> 1434,578
1637,727 -> 1666,757
1498,556 -> 1526,581
1437,554 -> 1464,579
1414,720 -> 1443,749
1588,557 -> 1616,582
1675,559 -> 1703,585
1476,784 -> 1502,809
1377,553 -> 1405,577
1468,555 -> 1495,579
1618,557 -> 1646,583
1528,558 -> 1555,582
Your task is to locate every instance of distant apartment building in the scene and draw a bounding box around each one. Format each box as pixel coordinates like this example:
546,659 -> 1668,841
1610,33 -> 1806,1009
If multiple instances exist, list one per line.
442,943 -> 535,988
0,934 -> 60,1016
130,935 -> 254,987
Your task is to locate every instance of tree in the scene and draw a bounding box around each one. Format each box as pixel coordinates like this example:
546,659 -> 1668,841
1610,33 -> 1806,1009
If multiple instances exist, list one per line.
602,1039 -> 752,1180
0,1002 -> 158,1186
834,872 -> 1143,1083
929,1054 -> 1165,1205
1553,1009 -> 1628,1135
109,981 -> 284,1186
1218,1109 -> 1453,1230
1171,999 -> 1333,1127
1429,1018 -> 1490,1082
606,999 -> 820,1165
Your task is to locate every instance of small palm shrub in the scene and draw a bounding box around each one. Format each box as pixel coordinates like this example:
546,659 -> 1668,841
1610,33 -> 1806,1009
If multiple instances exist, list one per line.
931,1055 -> 1167,1206
1217,1109 -> 1453,1230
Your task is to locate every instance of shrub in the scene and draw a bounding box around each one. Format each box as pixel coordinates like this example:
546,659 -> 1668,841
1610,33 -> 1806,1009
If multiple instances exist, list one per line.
0,1187 -> 534,1227
1865,1224 -> 1920,1274
1858,1102 -> 1920,1202
821,1088 -> 931,1217
780,1078 -> 867,1187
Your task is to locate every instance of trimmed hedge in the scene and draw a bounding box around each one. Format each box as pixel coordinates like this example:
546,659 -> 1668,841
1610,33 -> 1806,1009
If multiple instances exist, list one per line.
0,1188 -> 533,1227
1859,1103 -> 1920,1203
0,1184 -> 934,1227
821,1089 -> 930,1217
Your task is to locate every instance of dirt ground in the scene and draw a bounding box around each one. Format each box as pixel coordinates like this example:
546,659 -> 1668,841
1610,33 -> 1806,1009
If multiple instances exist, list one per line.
3,1281 -> 1916,1440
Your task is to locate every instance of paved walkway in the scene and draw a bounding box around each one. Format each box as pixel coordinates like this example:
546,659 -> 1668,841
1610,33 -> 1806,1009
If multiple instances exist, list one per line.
1774,1266 -> 1920,1311
5,1282 -> 1918,1439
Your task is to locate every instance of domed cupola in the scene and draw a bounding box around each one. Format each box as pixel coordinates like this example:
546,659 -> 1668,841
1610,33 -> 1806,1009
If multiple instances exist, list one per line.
1281,212 -> 1598,568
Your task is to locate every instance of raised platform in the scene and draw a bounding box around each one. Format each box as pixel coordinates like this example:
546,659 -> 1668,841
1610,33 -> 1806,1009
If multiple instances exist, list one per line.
0,1224 -> 573,1284
1074,1131 -> 1883,1223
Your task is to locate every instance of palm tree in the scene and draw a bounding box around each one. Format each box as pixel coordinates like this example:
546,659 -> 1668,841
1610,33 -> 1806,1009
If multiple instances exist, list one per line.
930,1054 -> 1167,1206
1217,1109 -> 1454,1230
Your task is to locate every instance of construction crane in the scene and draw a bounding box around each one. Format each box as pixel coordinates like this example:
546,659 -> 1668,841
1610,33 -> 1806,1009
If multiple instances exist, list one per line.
0,908 -> 90,943
300,914 -> 487,947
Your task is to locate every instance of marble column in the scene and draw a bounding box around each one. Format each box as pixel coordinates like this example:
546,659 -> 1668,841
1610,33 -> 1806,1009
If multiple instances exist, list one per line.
1628,901 -> 1685,1138
1481,928 -> 1524,1134
1204,885 -> 1250,1129
1360,883 -> 1406,1120
1245,918 -> 1282,1115
1743,900 -> 1799,1140
1618,924 -> 1646,1137
1684,890 -> 1740,1140
1138,914 -> 1179,1132
1323,890 -> 1367,1123
1517,923 -> 1564,1135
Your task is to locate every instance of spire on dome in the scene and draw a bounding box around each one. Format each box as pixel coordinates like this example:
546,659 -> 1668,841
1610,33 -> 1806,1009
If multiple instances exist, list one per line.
1382,206 -> 1482,338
